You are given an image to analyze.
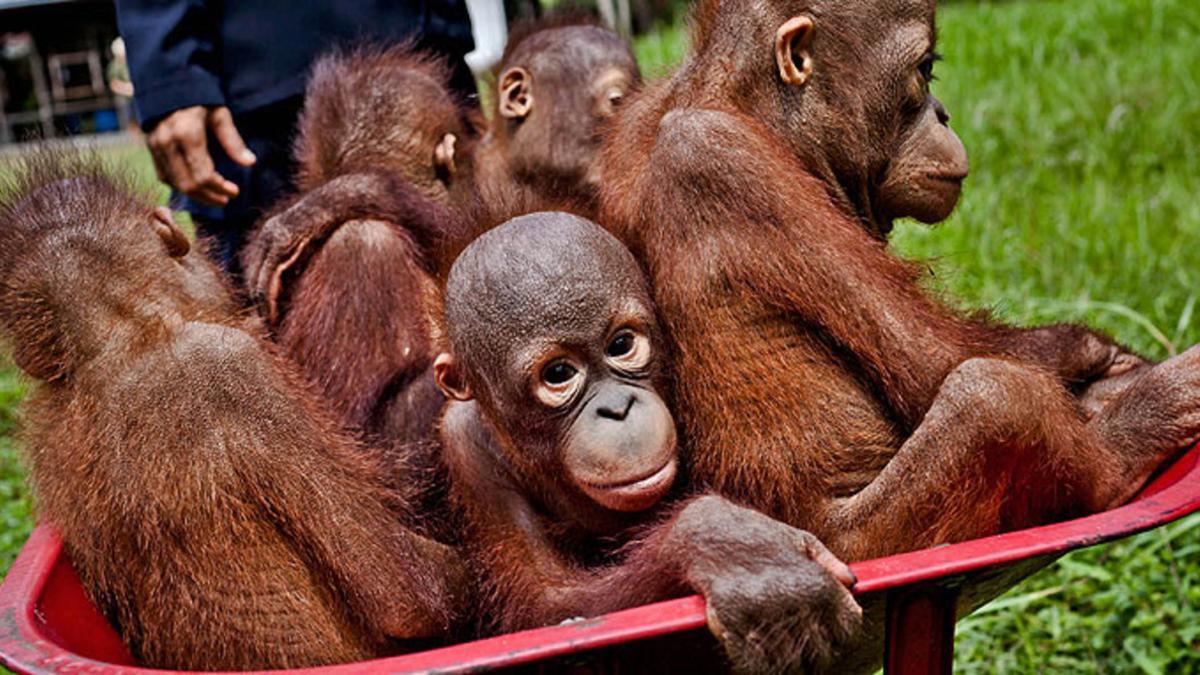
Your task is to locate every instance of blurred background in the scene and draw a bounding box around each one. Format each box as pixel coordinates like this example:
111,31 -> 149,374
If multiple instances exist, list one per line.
1,0 -> 1198,670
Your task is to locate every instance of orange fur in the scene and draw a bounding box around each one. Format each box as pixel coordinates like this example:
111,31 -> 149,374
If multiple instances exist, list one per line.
0,154 -> 466,669
597,0 -> 1198,561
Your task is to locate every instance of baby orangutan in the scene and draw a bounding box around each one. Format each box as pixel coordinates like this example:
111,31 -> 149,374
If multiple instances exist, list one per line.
434,212 -> 861,673
0,156 -> 465,670
242,45 -> 477,443
473,16 -> 640,219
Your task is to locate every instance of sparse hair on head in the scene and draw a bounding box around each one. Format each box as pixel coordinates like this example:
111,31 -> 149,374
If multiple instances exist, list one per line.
0,151 -> 162,380
436,179 -> 596,284
442,211 -> 647,378
0,150 -> 152,230
499,9 -> 608,67
0,150 -> 156,281
294,43 -> 480,191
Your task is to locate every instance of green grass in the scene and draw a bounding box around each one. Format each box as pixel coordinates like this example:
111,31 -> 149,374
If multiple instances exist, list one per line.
1,0 -> 1198,669
0,352 -> 31,577
912,1 -> 1200,671
639,0 -> 1200,670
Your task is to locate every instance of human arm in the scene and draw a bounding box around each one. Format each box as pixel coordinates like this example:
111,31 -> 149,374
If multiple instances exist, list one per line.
115,0 -> 256,205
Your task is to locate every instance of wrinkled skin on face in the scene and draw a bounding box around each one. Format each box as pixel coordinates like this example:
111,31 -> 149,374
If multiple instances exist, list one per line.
434,213 -> 862,672
436,212 -> 677,520
477,21 -> 641,216
767,0 -> 968,236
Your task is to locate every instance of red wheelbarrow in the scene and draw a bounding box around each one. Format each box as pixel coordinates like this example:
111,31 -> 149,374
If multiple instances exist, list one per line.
2,444 -> 1198,675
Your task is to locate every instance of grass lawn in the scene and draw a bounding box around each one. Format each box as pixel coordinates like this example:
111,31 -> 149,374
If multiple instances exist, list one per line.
2,0 -> 1198,670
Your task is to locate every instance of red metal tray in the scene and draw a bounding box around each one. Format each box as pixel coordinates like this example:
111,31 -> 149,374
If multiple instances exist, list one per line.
2,444 -> 1198,675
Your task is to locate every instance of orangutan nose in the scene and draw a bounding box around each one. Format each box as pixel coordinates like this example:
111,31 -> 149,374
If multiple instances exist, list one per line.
596,392 -> 636,421
932,96 -> 951,125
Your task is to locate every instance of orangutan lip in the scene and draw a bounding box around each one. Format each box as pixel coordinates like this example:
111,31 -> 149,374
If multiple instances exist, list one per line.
927,172 -> 967,185
585,459 -> 677,496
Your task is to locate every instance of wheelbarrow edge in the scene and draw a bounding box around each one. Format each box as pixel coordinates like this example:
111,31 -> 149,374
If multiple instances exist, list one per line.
1,444 -> 1197,674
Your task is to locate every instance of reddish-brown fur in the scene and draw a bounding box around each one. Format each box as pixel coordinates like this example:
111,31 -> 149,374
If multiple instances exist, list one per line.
0,155 -> 467,670
292,45 -> 479,202
436,213 -> 861,672
473,14 -> 641,220
598,0 -> 1200,560
244,171 -> 463,440
243,46 -> 477,443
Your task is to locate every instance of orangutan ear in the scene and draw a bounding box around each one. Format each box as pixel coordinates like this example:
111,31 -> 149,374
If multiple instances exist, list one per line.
434,133 -> 457,183
152,206 -> 190,258
775,15 -> 815,87
498,67 -> 533,119
434,352 -> 473,401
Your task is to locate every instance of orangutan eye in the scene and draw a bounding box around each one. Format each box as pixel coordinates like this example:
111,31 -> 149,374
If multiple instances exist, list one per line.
606,332 -> 634,357
535,359 -> 584,408
918,52 -> 941,82
605,330 -> 651,372
543,361 -> 578,385
598,87 -> 626,118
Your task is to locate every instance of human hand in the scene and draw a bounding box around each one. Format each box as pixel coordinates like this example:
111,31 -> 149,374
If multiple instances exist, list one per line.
147,106 -> 256,206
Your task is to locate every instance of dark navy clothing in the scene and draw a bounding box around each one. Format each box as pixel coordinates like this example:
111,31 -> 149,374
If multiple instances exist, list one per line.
115,0 -> 476,278
116,0 -> 475,128
170,97 -> 302,280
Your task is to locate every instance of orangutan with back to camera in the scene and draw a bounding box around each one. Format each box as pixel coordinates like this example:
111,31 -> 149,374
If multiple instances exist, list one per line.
241,27 -> 642,440
240,46 -> 479,452
0,155 -> 469,670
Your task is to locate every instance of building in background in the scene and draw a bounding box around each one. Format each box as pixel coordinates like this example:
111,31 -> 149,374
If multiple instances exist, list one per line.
1,0 -> 129,145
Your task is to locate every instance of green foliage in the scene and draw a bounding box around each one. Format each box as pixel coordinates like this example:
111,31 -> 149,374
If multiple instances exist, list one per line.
0,0 -> 1197,669
0,354 -> 30,577
955,516 -> 1200,673
899,0 -> 1200,361
634,20 -> 690,77
920,0 -> 1200,669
